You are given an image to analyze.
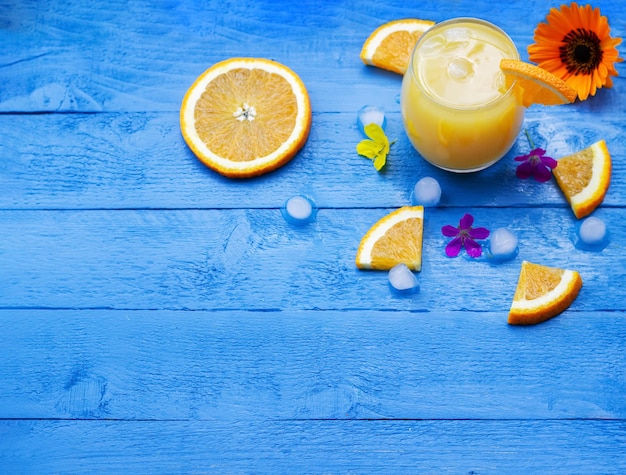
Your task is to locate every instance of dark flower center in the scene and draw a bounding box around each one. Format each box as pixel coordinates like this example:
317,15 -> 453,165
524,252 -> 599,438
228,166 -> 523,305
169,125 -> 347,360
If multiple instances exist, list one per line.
559,28 -> 603,75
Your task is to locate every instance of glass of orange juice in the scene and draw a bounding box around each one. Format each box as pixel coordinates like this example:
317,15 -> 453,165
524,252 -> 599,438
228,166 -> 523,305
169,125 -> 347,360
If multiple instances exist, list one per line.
401,18 -> 524,172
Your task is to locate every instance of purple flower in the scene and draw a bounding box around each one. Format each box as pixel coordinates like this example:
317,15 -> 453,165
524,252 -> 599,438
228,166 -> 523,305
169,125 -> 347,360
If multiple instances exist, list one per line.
514,148 -> 557,182
442,214 -> 490,258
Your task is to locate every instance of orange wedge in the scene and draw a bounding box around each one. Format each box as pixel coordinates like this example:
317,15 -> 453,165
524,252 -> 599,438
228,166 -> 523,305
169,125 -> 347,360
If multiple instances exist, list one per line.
356,206 -> 424,271
360,19 -> 435,75
180,58 -> 312,178
553,139 -> 612,219
500,59 -> 578,107
508,261 -> 582,326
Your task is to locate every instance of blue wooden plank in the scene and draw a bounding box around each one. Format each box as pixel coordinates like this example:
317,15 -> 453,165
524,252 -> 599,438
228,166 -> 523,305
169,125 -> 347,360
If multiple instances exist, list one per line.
1,419 -> 626,473
0,208 -> 623,311
0,310 -> 624,420
0,0 -> 624,113
0,108 -> 623,210
1,0 -> 626,471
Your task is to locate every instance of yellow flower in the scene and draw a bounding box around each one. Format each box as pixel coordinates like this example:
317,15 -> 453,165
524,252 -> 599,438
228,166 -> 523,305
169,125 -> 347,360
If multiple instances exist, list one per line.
528,2 -> 623,101
356,123 -> 395,171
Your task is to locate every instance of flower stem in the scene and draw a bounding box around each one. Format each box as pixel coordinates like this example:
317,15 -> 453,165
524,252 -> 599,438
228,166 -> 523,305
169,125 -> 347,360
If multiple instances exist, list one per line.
524,129 -> 535,149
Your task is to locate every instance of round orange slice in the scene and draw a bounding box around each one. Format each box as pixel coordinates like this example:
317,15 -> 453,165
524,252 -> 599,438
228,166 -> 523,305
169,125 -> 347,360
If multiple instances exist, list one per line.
180,58 -> 312,178
500,59 -> 578,107
360,19 -> 435,75
356,206 -> 424,271
508,261 -> 582,326
553,139 -> 612,219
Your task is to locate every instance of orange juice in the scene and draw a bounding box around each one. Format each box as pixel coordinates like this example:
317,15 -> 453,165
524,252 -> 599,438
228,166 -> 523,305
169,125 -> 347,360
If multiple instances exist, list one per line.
401,18 -> 524,172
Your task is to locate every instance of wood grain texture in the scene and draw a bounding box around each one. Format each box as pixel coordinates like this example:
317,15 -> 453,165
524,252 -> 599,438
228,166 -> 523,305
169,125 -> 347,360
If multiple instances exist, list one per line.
1,208 -> 623,311
0,1 -> 624,113
0,108 -> 624,209
2,0 -> 626,471
1,309 -> 624,421
2,419 -> 626,473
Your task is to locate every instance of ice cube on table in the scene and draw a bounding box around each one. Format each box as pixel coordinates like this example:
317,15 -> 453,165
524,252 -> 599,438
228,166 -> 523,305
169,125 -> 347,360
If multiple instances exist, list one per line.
282,195 -> 316,225
579,216 -> 606,244
576,216 -> 608,250
357,105 -> 386,134
412,177 -> 441,207
488,227 -> 518,261
388,264 -> 419,293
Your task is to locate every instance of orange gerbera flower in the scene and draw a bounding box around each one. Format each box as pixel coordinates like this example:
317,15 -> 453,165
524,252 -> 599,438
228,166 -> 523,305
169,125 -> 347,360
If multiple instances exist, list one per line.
528,2 -> 623,101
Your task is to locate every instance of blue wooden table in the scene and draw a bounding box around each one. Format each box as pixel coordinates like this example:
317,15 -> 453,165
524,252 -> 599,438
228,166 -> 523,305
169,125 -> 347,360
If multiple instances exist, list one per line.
1,0 -> 625,472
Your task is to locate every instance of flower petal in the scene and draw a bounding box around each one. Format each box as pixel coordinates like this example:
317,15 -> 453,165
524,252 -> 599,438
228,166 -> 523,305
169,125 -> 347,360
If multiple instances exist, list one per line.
464,238 -> 483,258
533,164 -> 553,182
373,153 -> 386,171
514,153 -> 531,162
459,213 -> 474,230
441,224 -> 459,237
468,226 -> 490,240
527,2 -> 623,102
445,236 -> 463,257
356,140 -> 379,159
540,155 -> 558,169
363,123 -> 388,144
516,160 -> 535,179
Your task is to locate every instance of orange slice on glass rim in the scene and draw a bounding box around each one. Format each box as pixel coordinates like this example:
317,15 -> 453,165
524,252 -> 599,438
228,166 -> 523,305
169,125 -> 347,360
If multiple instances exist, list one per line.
553,139 -> 612,219
500,59 -> 578,107
360,19 -> 435,75
356,206 -> 424,271
180,58 -> 312,178
508,261 -> 583,326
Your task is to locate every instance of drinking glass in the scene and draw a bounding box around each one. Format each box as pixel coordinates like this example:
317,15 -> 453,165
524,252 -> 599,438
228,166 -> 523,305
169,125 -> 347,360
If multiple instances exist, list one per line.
401,18 -> 524,172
